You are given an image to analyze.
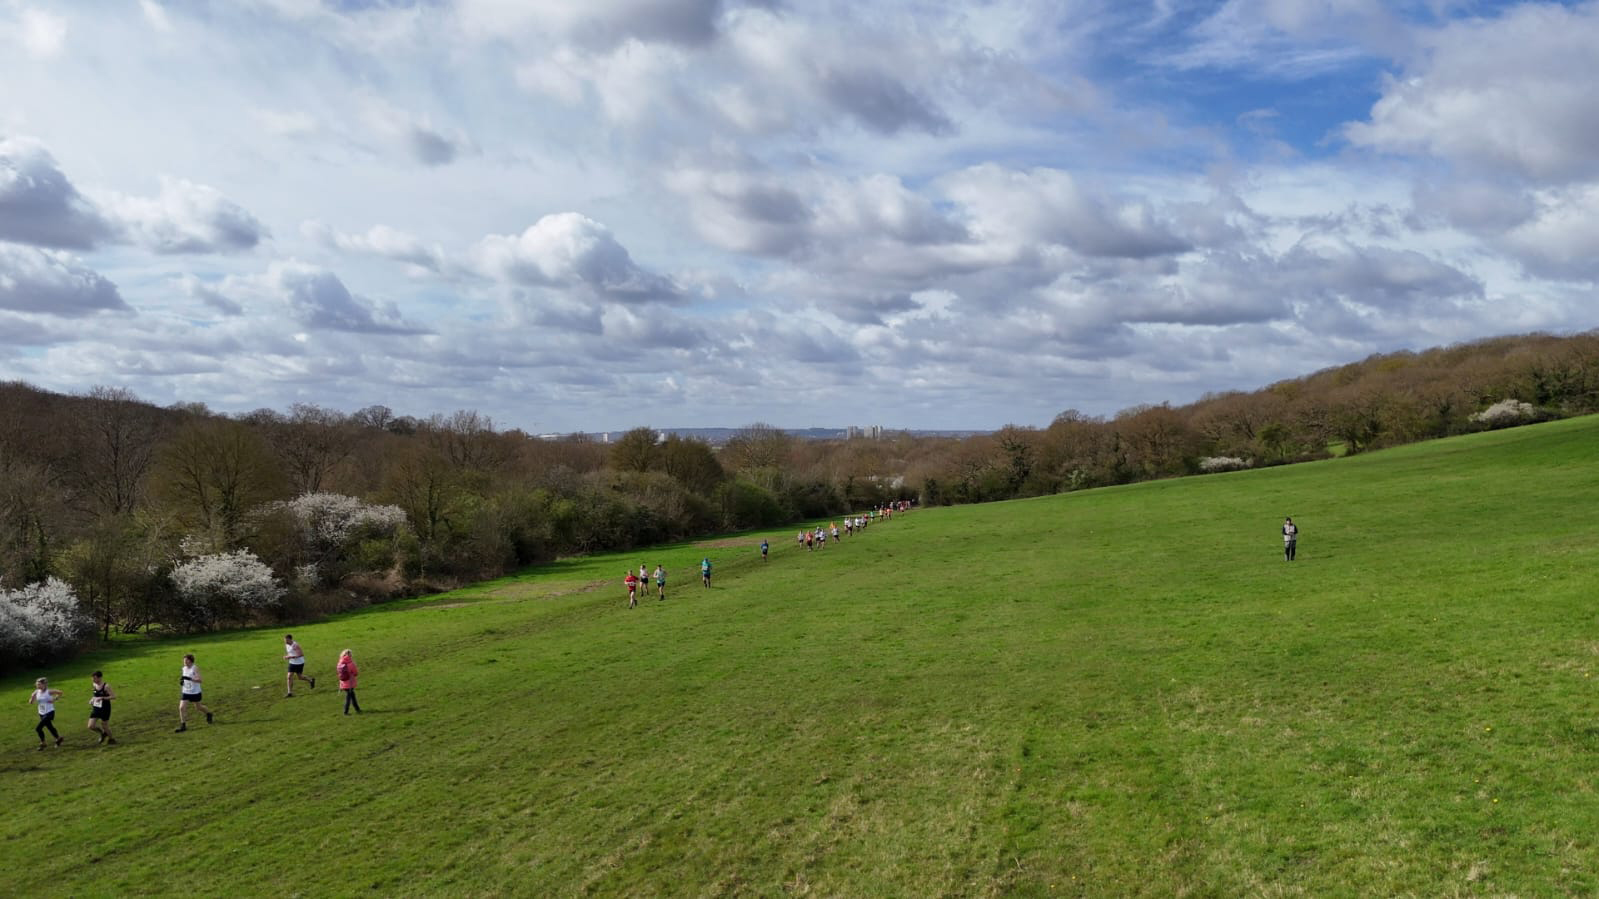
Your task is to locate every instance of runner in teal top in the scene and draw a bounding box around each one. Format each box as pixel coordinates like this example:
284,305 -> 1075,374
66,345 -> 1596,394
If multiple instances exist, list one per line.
700,557 -> 712,587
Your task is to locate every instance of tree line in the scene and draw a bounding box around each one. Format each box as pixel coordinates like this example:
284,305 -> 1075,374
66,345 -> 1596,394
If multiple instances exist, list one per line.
2,330 -> 1595,666
933,330 -> 1599,503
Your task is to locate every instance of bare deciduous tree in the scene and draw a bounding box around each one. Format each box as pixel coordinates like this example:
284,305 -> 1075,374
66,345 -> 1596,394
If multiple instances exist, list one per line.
273,403 -> 356,494
72,386 -> 160,517
155,420 -> 285,551
425,410 -> 508,472
723,422 -> 791,473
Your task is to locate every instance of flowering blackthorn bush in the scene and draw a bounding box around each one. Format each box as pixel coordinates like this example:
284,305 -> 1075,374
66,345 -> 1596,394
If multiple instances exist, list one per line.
0,577 -> 92,664
169,550 -> 285,629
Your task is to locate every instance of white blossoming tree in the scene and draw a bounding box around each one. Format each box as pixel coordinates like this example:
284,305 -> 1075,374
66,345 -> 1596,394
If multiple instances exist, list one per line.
1470,399 -> 1538,429
169,549 -> 285,630
0,577 -> 93,664
1199,456 -> 1251,473
278,492 -> 409,547
255,492 -> 412,589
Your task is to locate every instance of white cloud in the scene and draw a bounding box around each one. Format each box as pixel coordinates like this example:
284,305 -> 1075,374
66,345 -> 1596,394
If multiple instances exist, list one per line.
361,97 -> 474,167
1164,0 -> 1394,75
941,164 -> 1193,259
1346,2 -> 1599,181
18,8 -> 68,58
717,8 -> 953,137
303,221 -> 444,272
176,274 -> 245,316
0,243 -> 128,317
472,213 -> 681,303
510,6 -> 972,141
598,305 -> 710,348
139,0 -> 173,33
0,311 -> 61,346
0,136 -> 113,249
271,262 -> 431,334
456,0 -> 726,48
1278,234 -> 1482,307
584,40 -> 693,127
1410,180 -> 1537,233
1,137 -> 266,255
1500,184 -> 1599,281
666,162 -> 814,257
667,160 -> 976,263
101,177 -> 268,254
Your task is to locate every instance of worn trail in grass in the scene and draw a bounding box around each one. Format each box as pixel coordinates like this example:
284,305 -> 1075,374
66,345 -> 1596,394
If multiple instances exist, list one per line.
4,417 -> 1598,895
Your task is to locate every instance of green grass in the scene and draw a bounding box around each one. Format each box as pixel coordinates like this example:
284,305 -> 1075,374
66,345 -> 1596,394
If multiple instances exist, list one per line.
5,417 -> 1599,896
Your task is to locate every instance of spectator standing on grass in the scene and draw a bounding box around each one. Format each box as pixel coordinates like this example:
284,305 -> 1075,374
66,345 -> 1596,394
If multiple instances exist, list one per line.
1282,517 -> 1299,562
176,653 -> 214,733
337,650 -> 361,715
655,564 -> 666,600
87,671 -> 116,746
27,677 -> 64,750
284,634 -> 316,697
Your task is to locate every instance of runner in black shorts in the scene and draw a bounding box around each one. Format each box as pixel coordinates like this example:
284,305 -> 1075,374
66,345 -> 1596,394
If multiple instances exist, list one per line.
176,653 -> 214,733
284,634 -> 315,697
87,670 -> 116,745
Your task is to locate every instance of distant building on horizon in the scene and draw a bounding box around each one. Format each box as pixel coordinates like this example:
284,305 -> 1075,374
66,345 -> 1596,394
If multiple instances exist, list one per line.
846,425 -> 884,439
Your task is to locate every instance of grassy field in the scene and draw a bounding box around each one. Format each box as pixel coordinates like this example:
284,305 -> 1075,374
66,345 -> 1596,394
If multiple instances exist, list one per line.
4,416 -> 1598,896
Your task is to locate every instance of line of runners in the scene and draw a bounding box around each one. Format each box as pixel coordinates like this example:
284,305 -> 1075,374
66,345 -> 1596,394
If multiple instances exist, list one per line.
23,636 -> 364,750
623,501 -> 913,607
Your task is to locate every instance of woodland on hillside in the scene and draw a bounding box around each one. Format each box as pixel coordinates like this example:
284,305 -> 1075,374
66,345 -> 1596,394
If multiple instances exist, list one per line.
2,331 -> 1596,662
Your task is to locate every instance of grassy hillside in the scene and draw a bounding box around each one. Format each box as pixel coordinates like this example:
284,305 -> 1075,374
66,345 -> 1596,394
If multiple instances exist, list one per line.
4,416 -> 1598,896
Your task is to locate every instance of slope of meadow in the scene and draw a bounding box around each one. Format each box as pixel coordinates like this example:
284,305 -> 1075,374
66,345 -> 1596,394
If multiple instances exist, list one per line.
3,416 -> 1597,896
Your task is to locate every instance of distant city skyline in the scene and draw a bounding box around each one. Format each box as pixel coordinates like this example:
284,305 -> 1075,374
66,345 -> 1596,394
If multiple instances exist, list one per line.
2,1 -> 1596,433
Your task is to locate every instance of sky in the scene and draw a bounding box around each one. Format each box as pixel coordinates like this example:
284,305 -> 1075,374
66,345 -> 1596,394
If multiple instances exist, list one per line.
1,0 -> 1596,434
